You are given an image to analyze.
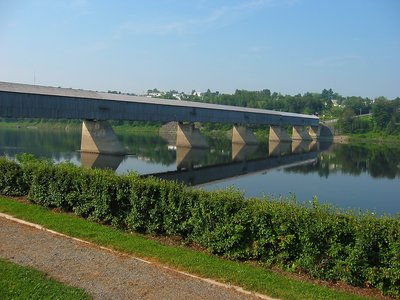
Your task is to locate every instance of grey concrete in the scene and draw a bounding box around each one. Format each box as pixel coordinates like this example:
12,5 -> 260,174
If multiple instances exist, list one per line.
292,126 -> 312,141
176,123 -> 209,148
269,126 -> 292,142
80,120 -> 126,154
232,125 -> 259,145
0,81 -> 319,126
308,126 -> 320,140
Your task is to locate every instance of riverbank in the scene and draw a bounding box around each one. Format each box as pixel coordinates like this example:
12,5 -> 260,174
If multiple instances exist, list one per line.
1,156 -> 399,297
0,196 -> 385,300
1,212 -> 262,300
1,119 -> 399,144
0,119 -> 81,131
348,133 -> 400,144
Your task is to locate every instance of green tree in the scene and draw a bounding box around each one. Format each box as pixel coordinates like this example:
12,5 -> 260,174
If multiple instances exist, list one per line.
321,88 -> 334,101
372,97 -> 393,130
337,108 -> 355,133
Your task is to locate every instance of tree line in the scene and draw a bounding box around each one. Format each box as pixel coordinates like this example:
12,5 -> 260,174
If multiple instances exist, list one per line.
169,88 -> 399,135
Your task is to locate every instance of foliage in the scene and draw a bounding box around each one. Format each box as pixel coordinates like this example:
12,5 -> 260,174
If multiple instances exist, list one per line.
372,97 -> 400,134
285,143 -> 400,180
335,97 -> 400,135
1,156 -> 399,296
184,89 -> 328,115
181,88 -> 400,136
0,157 -> 29,196
0,196 -> 368,300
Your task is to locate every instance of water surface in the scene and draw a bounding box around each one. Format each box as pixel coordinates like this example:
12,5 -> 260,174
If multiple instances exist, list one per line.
1,127 -> 399,215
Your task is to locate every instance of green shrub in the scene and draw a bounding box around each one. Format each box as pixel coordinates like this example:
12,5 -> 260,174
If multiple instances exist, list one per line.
0,157 -> 29,196
0,155 -> 399,296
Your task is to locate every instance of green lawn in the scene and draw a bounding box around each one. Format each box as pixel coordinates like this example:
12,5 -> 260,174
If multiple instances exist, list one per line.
0,258 -> 90,300
0,196 -> 371,300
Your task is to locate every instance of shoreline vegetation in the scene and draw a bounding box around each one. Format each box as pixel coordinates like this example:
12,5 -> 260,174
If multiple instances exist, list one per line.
0,155 -> 399,298
0,196 -> 372,300
0,119 -> 399,144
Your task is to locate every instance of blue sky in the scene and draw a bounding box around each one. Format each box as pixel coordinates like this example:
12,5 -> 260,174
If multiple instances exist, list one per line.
1,0 -> 399,98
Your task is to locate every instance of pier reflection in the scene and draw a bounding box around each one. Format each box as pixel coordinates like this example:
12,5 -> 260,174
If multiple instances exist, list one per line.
148,141 -> 318,186
231,144 -> 258,161
80,152 -> 124,171
268,141 -> 291,156
78,139 -> 321,186
176,147 -> 207,170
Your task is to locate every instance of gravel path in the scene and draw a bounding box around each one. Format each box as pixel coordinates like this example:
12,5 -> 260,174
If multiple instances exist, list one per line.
0,215 -> 272,300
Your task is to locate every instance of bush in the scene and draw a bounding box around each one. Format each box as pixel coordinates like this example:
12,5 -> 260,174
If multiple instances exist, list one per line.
0,157 -> 29,196
0,156 -> 399,296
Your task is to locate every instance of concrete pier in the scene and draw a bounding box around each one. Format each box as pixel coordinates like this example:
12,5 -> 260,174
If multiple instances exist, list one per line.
308,126 -> 320,140
176,123 -> 208,148
269,126 -> 291,142
292,126 -> 312,141
232,125 -> 259,144
80,120 -> 126,155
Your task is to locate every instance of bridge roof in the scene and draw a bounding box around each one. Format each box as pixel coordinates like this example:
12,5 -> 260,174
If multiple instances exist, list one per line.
0,81 -> 318,122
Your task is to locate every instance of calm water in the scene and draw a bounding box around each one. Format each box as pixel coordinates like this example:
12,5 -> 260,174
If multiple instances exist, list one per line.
1,127 -> 399,215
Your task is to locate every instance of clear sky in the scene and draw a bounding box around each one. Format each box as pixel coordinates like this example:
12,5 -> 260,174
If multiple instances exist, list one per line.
1,0 -> 399,98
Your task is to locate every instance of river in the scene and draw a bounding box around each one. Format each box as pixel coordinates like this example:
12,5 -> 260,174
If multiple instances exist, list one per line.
1,126 -> 399,215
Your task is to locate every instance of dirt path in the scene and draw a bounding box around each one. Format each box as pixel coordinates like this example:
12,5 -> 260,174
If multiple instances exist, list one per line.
0,215 -> 273,300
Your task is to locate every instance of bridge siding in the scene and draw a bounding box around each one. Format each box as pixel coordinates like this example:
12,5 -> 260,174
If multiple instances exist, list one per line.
0,87 -> 319,126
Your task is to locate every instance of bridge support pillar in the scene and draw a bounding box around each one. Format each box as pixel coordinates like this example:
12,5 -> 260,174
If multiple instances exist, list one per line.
308,126 -> 320,140
292,126 -> 312,141
80,120 -> 126,155
176,123 -> 208,148
232,125 -> 259,144
269,126 -> 291,142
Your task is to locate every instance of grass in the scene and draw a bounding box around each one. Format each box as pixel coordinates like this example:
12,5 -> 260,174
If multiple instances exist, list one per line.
0,119 -> 160,132
0,196 -> 372,300
349,132 -> 400,143
0,258 -> 90,300
0,119 -> 81,132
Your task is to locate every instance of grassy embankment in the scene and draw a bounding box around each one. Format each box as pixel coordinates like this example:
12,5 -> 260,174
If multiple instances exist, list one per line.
0,196 -> 371,300
348,132 -> 400,144
3,118 -> 399,143
0,118 -> 274,143
0,119 -> 81,131
0,258 -> 90,299
0,119 -> 160,134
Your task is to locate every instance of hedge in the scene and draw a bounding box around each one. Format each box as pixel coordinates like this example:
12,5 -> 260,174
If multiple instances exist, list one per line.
1,155 -> 399,296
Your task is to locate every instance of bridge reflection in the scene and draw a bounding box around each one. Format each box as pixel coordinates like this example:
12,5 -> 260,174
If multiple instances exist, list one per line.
147,141 -> 319,186
80,140 -> 322,186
